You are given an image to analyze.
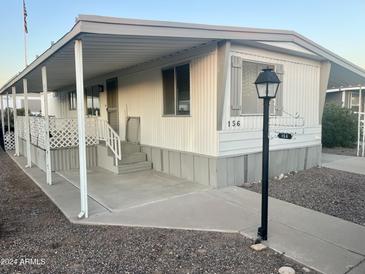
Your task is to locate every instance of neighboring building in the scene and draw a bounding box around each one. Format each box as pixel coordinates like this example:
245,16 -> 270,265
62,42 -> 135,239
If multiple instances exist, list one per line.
325,86 -> 365,157
2,93 -> 41,115
326,86 -> 364,113
1,15 -> 365,191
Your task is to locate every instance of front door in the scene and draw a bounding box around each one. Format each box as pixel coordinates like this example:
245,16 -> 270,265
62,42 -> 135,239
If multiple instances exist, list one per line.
106,78 -> 119,133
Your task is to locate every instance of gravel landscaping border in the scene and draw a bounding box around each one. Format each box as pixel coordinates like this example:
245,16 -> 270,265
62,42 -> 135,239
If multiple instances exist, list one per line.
0,149 -> 316,274
242,167 -> 365,226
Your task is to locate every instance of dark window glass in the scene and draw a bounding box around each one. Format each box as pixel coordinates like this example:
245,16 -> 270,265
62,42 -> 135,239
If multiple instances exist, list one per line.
162,68 -> 175,115
162,64 -> 190,116
176,64 -> 190,115
69,91 -> 77,110
86,86 -> 100,116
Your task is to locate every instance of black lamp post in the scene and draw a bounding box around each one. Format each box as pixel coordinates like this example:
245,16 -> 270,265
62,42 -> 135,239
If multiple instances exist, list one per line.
254,68 -> 281,241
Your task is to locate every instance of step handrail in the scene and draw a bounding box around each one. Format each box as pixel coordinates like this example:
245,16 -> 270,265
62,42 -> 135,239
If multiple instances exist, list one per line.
96,118 -> 122,164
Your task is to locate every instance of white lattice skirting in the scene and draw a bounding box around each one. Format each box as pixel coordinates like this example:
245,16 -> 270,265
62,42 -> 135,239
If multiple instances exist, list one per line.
4,132 -> 15,151
17,116 -> 100,150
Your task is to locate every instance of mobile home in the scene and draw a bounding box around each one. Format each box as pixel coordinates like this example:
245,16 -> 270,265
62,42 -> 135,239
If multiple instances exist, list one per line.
1,15 -> 365,217
326,86 -> 364,112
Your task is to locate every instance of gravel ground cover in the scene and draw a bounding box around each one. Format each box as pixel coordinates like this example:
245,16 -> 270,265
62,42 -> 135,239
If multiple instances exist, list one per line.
322,147 -> 358,156
0,150 -> 315,274
242,167 -> 365,226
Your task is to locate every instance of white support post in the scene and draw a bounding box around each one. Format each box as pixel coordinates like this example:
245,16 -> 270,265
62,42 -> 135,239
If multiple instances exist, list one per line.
358,88 -> 361,157
360,88 -> 364,157
23,79 -> 31,167
42,66 -> 52,185
6,92 -> 10,134
12,87 -> 19,156
1,95 -> 4,141
74,39 -> 88,218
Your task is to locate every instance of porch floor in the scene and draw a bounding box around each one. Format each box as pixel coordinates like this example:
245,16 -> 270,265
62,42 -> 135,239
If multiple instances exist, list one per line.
57,167 -> 209,212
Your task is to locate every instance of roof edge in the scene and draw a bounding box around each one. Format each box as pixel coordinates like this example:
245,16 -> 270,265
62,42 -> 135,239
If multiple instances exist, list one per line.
2,15 -> 365,93
76,14 -> 296,36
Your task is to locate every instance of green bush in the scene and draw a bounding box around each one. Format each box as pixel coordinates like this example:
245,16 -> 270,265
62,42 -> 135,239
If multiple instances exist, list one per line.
322,104 -> 357,148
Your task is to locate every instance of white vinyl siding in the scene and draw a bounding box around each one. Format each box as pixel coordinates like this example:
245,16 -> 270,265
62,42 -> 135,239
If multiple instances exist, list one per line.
117,49 -> 218,156
220,44 -> 322,156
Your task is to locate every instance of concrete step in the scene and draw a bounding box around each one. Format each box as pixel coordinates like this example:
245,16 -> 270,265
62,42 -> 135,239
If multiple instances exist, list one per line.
119,152 -> 147,164
122,141 -> 141,154
118,161 -> 152,174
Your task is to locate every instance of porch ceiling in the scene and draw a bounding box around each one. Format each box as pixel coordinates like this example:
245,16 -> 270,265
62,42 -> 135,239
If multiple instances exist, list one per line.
7,33 -> 213,93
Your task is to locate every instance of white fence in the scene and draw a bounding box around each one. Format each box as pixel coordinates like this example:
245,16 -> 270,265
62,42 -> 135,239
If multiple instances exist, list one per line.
48,117 -> 99,149
357,112 -> 365,157
16,116 -> 121,161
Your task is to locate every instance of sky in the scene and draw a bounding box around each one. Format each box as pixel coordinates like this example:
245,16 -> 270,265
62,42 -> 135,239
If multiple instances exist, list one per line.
0,0 -> 364,87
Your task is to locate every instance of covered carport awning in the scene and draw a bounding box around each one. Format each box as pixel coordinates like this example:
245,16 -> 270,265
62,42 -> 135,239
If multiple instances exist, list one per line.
1,14 -> 365,94
2,34 -> 215,93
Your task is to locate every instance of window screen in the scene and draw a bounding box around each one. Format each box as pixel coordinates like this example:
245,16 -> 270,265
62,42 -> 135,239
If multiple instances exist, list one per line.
241,61 -> 278,115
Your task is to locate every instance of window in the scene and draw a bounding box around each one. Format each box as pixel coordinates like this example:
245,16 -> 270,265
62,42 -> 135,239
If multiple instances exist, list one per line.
349,91 -> 365,112
162,64 -> 190,115
241,61 -> 280,115
68,91 -> 77,110
86,85 -> 101,116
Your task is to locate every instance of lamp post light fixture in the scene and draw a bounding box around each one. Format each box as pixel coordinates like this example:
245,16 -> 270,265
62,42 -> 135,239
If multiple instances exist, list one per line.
254,68 -> 281,241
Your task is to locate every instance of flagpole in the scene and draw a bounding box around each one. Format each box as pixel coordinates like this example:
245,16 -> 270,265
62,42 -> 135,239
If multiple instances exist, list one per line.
23,0 -> 28,67
24,29 -> 28,67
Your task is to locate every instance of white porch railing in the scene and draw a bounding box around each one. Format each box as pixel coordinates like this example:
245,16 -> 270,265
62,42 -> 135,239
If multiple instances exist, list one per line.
95,118 -> 122,165
269,115 -> 305,128
16,116 -> 122,163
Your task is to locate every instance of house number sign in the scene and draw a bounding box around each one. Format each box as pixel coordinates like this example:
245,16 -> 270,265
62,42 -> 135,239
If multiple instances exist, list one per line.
277,132 -> 293,139
227,120 -> 241,128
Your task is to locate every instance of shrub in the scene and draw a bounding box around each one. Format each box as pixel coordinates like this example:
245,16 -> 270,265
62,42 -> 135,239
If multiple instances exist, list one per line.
322,104 -> 357,148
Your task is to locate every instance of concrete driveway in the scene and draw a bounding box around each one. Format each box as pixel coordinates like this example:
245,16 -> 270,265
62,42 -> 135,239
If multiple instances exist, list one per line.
322,153 -> 365,175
